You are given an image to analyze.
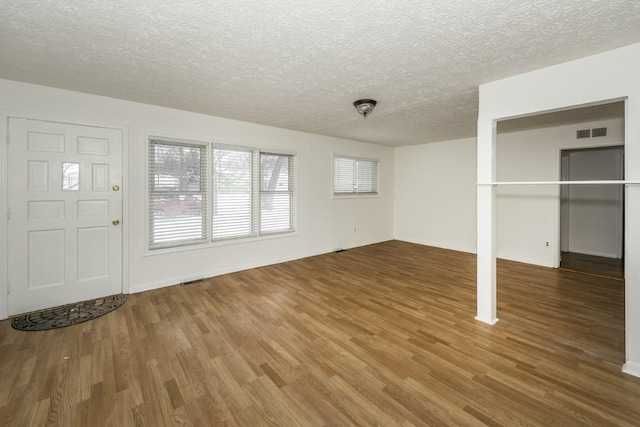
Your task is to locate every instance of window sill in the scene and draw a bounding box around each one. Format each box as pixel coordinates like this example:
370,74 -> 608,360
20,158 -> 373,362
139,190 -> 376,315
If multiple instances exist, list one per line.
332,193 -> 380,200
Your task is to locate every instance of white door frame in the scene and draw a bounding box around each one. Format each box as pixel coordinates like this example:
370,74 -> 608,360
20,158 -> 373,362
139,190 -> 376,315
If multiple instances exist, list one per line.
0,110 -> 129,320
552,142 -> 626,268
559,151 -> 570,262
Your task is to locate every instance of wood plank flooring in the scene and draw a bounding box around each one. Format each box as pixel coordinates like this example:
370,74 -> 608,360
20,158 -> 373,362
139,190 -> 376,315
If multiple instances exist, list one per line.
560,251 -> 624,279
1,240 -> 639,426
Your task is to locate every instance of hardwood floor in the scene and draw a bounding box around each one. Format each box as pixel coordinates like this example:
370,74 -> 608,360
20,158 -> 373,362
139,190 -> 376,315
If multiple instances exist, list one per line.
1,240 -> 639,426
560,251 -> 624,279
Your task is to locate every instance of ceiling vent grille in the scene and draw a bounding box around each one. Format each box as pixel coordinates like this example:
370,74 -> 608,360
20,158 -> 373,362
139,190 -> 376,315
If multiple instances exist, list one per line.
576,129 -> 591,139
591,127 -> 607,137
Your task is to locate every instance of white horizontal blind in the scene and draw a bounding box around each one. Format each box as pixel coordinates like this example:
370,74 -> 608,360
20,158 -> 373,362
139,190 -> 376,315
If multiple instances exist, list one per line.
260,152 -> 296,234
356,158 -> 378,193
333,155 -> 378,196
212,145 -> 258,240
149,139 -> 208,249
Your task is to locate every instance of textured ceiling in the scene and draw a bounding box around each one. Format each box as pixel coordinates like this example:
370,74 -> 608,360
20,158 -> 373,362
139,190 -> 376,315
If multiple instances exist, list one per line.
1,1 -> 639,146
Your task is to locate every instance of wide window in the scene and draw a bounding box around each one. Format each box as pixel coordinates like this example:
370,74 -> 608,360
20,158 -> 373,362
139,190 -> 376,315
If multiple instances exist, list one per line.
149,138 -> 297,249
148,139 -> 208,249
333,155 -> 378,196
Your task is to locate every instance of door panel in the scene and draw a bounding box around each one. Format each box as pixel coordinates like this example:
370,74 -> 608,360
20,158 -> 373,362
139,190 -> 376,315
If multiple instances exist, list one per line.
8,118 -> 123,315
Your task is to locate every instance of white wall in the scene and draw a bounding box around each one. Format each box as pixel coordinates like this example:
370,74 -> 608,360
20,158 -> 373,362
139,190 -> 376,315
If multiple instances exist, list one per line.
496,118 -> 624,266
394,137 -> 476,253
393,119 -> 624,265
0,79 -> 394,319
565,147 -> 624,258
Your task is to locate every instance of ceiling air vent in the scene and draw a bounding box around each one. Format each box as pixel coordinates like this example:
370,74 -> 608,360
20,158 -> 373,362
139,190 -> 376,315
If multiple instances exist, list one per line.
592,127 -> 607,137
576,129 -> 591,139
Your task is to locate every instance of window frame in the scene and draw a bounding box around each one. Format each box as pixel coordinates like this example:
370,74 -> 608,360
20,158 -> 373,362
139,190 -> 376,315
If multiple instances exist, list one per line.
332,153 -> 379,198
211,143 -> 259,242
146,136 -> 298,253
259,151 -> 296,236
148,137 -> 209,250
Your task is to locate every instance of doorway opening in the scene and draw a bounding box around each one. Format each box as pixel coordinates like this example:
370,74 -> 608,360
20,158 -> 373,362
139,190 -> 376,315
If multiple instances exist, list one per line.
559,145 -> 624,279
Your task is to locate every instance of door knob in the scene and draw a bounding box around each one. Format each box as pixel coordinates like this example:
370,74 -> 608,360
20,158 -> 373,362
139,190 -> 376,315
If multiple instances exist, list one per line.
112,220 -> 120,226
112,185 -> 120,191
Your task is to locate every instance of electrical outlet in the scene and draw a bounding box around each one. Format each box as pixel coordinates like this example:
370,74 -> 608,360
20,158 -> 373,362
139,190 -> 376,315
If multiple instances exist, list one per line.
545,241 -> 549,247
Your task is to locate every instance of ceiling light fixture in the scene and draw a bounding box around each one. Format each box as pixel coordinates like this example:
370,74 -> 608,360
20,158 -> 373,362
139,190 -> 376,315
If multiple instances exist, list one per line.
353,99 -> 377,119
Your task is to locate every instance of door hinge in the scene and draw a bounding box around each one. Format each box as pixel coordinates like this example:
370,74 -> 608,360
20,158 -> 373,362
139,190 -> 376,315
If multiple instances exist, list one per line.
6,282 -> 9,294
6,208 -> 9,220
5,134 -> 9,145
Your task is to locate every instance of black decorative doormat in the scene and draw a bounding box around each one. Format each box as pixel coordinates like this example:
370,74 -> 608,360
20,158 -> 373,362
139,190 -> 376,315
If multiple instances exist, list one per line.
11,294 -> 127,331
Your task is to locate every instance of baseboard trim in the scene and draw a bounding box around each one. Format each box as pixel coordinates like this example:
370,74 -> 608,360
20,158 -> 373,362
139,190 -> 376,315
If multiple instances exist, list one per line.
622,361 -> 640,378
566,250 -> 620,259
475,316 -> 499,325
394,237 -> 476,255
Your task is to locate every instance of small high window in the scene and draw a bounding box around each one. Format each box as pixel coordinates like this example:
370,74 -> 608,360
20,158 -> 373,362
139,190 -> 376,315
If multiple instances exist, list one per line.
333,155 -> 378,196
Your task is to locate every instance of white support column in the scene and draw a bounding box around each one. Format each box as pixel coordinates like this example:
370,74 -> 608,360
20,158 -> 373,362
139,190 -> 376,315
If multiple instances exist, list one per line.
623,185 -> 640,376
623,97 -> 640,377
476,117 -> 498,324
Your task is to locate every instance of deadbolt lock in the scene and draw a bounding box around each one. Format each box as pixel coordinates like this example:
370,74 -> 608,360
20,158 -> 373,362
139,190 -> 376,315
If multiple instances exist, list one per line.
112,220 -> 120,226
112,185 -> 120,191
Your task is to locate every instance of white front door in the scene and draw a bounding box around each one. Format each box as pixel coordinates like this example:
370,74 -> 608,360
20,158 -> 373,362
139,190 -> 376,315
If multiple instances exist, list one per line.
7,118 -> 123,315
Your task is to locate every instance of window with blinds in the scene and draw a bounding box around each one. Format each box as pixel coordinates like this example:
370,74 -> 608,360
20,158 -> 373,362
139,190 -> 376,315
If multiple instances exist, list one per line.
212,145 -> 258,240
333,155 -> 378,196
260,152 -> 295,234
148,138 -> 297,249
149,139 -> 208,249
